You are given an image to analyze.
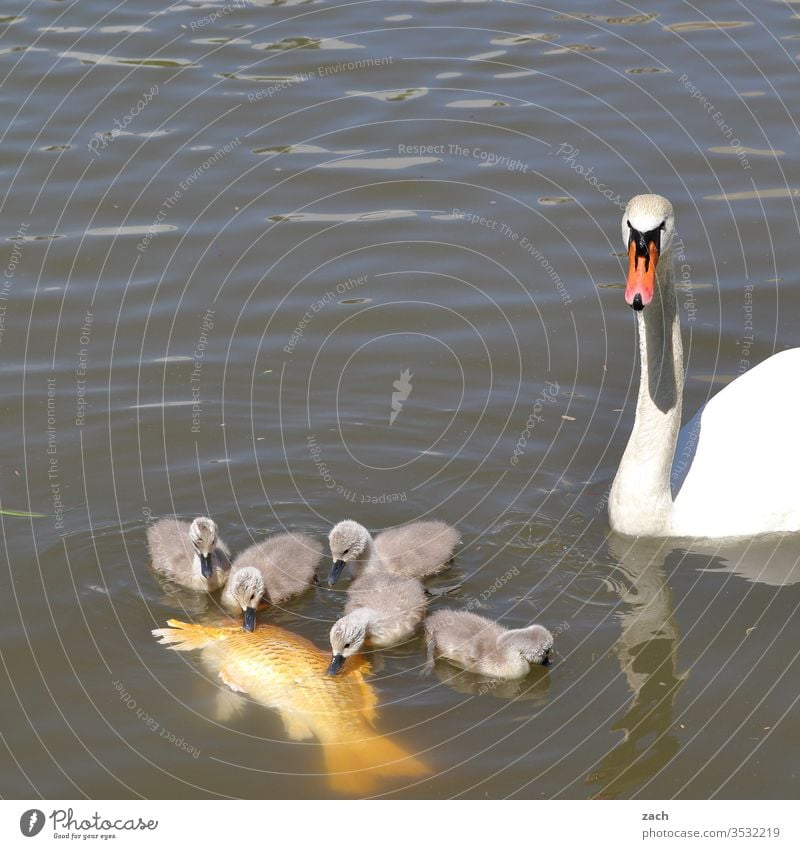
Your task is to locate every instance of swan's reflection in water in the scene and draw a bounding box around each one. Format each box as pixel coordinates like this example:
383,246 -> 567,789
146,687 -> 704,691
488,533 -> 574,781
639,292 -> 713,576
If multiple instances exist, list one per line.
587,536 -> 687,798
689,536 -> 800,588
588,533 -> 800,798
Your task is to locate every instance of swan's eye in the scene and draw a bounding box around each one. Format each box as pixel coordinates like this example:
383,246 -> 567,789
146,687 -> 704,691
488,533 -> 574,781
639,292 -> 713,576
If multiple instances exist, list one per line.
344,642 -> 351,649
627,219 -> 633,230
659,221 -> 666,231
342,548 -> 350,556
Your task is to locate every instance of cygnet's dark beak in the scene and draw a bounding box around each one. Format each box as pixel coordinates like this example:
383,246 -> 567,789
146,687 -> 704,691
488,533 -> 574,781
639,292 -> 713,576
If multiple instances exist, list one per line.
327,653 -> 345,675
242,606 -> 257,632
200,553 -> 214,579
328,559 -> 346,587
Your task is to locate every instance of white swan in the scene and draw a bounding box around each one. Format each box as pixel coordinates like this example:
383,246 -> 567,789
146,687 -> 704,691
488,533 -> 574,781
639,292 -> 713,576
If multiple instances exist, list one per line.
609,194 -> 800,538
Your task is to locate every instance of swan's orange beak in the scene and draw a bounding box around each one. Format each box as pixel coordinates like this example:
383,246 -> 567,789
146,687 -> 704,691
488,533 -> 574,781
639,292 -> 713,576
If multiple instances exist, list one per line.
625,238 -> 659,311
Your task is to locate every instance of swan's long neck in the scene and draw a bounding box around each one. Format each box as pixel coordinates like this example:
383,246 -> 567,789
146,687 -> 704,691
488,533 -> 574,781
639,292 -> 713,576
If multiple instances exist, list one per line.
609,248 -> 683,536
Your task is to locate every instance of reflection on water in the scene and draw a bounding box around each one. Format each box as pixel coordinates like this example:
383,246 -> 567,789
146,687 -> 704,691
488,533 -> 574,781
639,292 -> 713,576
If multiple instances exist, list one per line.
688,538 -> 800,588
60,50 -> 197,67
347,87 -> 429,102
665,21 -> 752,33
587,532 -> 800,799
432,660 -> 552,704
588,537 -> 687,799
705,188 -> 800,201
708,146 -> 784,158
267,209 -> 418,222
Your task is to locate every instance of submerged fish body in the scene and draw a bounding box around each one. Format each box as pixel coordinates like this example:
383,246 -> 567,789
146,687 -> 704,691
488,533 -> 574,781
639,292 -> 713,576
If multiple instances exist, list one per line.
152,619 -> 428,794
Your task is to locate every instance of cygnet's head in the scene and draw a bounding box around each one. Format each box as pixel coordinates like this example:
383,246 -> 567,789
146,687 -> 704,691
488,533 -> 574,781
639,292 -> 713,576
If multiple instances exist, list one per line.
228,567 -> 265,632
621,194 -> 675,311
327,612 -> 368,675
327,520 -> 371,586
498,624 -> 553,666
517,625 -> 554,665
189,516 -> 218,579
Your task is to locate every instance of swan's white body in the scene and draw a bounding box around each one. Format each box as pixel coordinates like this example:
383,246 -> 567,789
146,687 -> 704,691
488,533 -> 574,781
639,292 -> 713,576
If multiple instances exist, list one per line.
669,349 -> 800,536
609,194 -> 800,538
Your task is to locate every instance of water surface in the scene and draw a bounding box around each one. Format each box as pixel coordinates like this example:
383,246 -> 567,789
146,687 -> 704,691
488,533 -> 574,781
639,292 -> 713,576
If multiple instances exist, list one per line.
1,0 -> 799,799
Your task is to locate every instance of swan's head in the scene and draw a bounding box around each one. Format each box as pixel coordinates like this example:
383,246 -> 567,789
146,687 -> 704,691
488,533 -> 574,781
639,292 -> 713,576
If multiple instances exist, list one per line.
621,194 -> 675,311
327,611 -> 368,675
327,520 -> 371,586
228,567 -> 265,631
189,516 -> 218,579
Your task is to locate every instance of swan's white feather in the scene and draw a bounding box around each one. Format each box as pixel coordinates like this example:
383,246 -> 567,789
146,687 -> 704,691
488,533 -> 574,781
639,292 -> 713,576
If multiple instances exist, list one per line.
671,348 -> 800,536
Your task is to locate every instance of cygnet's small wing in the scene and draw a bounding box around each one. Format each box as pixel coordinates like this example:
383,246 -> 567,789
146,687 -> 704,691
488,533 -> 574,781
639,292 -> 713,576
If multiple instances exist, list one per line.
344,572 -> 427,647
423,609 -> 504,668
345,571 -> 425,618
261,532 -> 323,604
147,518 -> 194,579
253,532 -> 323,605
375,520 -> 460,579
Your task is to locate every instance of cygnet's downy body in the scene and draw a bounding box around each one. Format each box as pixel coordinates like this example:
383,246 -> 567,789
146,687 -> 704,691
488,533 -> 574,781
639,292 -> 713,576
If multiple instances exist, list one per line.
327,519 -> 460,585
424,610 -> 553,680
327,570 -> 427,674
147,516 -> 231,592
221,532 -> 323,631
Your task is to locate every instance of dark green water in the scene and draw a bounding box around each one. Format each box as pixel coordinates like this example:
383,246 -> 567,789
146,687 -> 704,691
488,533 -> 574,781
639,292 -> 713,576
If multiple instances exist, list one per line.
1,0 -> 799,799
